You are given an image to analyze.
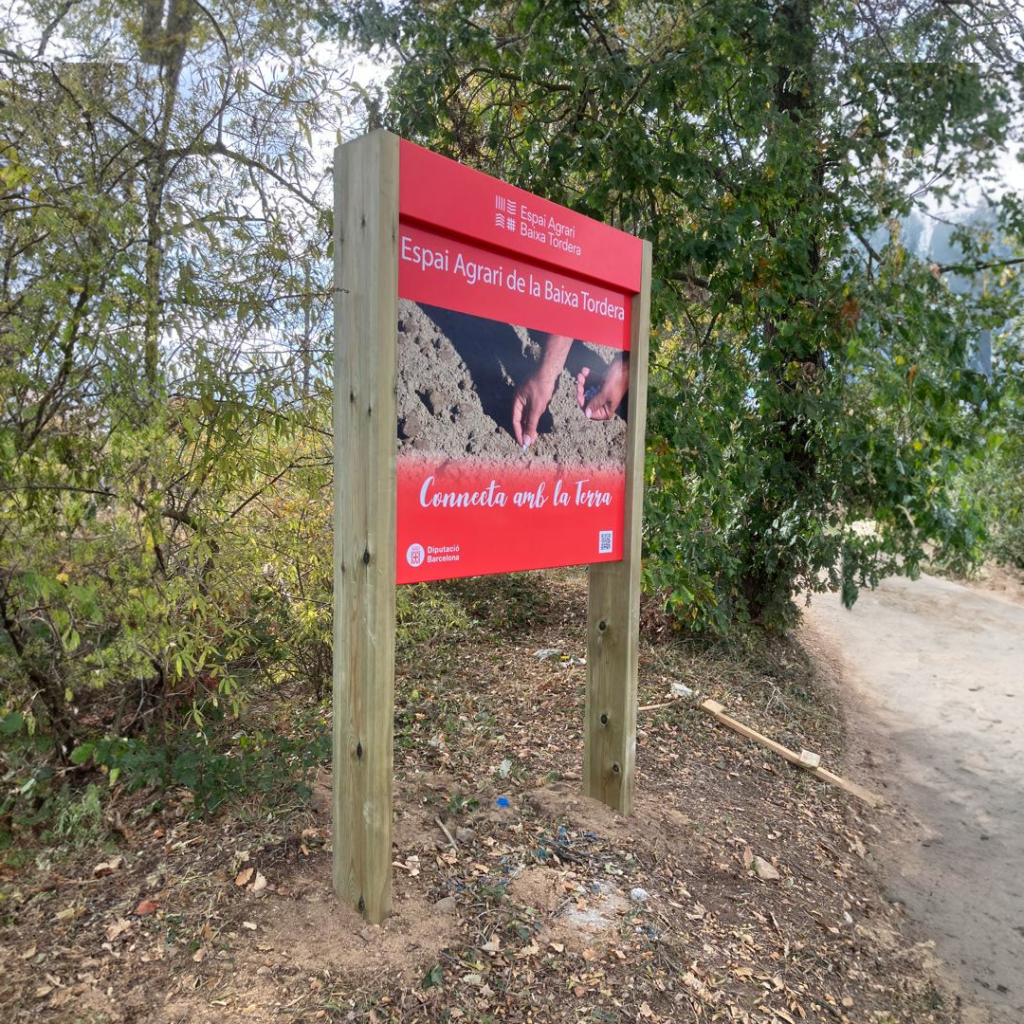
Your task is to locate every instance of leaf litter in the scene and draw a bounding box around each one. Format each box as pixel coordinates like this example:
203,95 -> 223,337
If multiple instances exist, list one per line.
0,568 -> 965,1023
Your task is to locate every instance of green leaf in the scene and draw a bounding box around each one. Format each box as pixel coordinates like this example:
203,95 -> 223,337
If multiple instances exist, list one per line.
70,742 -> 96,765
420,964 -> 443,990
0,711 -> 23,735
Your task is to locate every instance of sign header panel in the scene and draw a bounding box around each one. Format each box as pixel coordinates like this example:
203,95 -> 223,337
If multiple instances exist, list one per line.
399,140 -> 643,293
396,142 -> 644,583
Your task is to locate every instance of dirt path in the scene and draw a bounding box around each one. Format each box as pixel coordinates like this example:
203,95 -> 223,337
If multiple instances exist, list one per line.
805,570 -> 1024,1024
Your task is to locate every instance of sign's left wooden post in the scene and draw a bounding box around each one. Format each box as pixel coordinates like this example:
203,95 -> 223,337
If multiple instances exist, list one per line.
332,130 -> 399,923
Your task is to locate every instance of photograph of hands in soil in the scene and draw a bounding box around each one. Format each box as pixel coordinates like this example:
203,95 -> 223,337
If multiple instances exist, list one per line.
397,300 -> 628,469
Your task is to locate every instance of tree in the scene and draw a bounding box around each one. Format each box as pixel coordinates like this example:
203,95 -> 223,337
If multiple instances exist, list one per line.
329,0 -> 1023,630
956,324 -> 1024,570
0,1 -> 352,758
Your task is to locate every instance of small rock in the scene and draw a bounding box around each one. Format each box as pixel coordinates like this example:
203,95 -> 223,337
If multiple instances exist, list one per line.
256,966 -> 271,977
425,388 -> 444,416
455,827 -> 475,845
629,887 -> 650,904
533,648 -> 562,661
752,856 -> 780,881
434,895 -> 458,913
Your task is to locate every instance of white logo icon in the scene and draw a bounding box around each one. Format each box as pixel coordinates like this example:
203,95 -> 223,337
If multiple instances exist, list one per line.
495,196 -> 518,232
406,543 -> 425,568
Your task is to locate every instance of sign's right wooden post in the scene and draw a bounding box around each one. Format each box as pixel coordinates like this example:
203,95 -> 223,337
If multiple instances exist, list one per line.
583,241 -> 652,816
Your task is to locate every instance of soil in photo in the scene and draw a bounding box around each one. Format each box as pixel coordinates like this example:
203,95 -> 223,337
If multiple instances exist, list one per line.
397,300 -> 628,467
0,569 -> 967,1024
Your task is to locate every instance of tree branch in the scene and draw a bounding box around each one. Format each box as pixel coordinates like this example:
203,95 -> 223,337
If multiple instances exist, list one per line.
937,256 -> 1024,275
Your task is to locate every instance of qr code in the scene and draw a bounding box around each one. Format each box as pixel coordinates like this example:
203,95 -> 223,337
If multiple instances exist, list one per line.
598,530 -> 613,554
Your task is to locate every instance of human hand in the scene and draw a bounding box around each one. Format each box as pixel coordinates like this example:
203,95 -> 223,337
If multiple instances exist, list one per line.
576,355 -> 629,421
512,371 -> 558,447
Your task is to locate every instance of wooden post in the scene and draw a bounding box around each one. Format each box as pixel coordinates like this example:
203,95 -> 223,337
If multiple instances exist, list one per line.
332,130 -> 399,923
583,241 -> 652,815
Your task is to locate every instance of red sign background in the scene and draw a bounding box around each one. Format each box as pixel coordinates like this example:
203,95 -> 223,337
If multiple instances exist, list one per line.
396,141 -> 643,584
400,140 -> 643,293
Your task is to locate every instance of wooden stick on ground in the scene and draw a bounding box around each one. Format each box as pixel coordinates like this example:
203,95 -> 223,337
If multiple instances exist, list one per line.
434,817 -> 458,851
700,699 -> 884,808
637,699 -> 683,713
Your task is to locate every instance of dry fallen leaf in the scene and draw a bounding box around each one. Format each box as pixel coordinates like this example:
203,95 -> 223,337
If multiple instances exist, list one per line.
21,945 -> 37,960
481,935 -> 501,954
93,856 -> 124,877
135,900 -> 159,916
106,918 -> 131,942
252,871 -> 267,894
549,941 -> 565,954
639,1002 -> 655,1019
235,867 -> 254,887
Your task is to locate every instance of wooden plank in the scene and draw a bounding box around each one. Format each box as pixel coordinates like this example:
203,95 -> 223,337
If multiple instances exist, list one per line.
583,240 -> 652,815
811,765 -> 884,808
332,130 -> 400,923
699,699 -> 884,809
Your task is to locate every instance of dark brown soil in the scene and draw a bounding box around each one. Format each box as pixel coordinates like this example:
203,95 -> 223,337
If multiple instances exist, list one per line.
0,569 -> 963,1024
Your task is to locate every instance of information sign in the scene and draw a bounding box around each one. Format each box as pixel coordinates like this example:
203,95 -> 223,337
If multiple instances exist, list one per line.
333,132 -> 651,923
396,141 -> 645,582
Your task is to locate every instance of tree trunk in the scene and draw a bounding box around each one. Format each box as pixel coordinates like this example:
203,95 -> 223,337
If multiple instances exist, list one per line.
740,0 -> 823,628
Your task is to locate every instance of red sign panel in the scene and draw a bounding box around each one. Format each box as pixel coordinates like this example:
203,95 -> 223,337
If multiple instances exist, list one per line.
400,141 -> 643,293
396,140 -> 644,583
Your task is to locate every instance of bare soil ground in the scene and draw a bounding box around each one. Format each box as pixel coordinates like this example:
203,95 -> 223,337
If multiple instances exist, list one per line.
804,563 -> 1024,1024
2,570 -> 965,1024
